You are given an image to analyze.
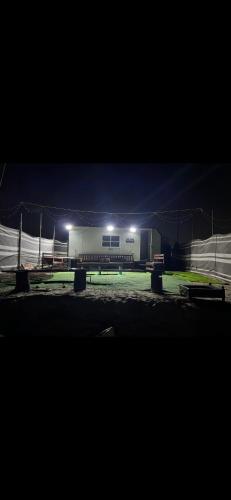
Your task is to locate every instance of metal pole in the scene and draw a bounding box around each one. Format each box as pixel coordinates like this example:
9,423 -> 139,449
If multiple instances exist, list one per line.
191,214 -> 194,241
38,211 -> 43,267
176,217 -> 179,243
211,208 -> 214,236
53,224 -> 55,266
0,163 -> 7,189
17,211 -> 23,269
67,234 -> 69,269
149,229 -> 153,260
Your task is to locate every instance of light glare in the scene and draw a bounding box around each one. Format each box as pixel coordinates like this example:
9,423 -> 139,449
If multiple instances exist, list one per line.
65,224 -> 73,230
107,225 -> 114,231
130,226 -> 136,233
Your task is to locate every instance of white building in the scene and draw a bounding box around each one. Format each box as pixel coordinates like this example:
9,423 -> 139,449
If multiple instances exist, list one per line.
68,226 -> 161,262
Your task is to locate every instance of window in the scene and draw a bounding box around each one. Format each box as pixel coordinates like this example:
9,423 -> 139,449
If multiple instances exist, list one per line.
126,238 -> 135,243
102,235 -> 120,247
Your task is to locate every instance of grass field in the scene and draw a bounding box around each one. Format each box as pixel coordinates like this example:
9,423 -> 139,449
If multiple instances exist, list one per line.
49,270 -> 223,283
39,270 -> 224,294
164,271 -> 223,284
0,270 -> 229,336
0,270 -> 224,294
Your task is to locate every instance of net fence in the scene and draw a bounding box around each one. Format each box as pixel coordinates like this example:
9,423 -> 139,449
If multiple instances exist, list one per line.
0,223 -> 67,270
176,232 -> 231,282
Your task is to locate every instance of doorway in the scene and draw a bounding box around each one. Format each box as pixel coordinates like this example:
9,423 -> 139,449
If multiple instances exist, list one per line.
140,230 -> 149,260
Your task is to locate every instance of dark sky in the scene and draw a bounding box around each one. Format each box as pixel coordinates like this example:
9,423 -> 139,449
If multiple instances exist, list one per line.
1,163 -> 231,244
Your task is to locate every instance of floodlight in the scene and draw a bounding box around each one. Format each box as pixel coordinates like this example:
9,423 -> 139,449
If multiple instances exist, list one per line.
130,226 -> 136,233
106,225 -> 114,231
65,224 -> 73,230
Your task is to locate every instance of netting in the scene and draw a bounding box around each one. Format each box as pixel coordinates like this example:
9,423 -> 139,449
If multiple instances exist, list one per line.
0,223 -> 67,270
177,233 -> 231,281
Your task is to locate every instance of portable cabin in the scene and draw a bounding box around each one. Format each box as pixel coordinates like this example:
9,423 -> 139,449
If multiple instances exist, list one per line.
68,226 -> 161,264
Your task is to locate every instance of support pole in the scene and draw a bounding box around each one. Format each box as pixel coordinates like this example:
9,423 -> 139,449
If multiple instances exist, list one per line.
176,216 -> 179,243
191,214 -> 194,241
178,221 -> 181,244
15,270 -> 30,293
17,211 -> 23,269
74,269 -> 86,291
38,211 -> 43,267
211,208 -> 214,236
151,271 -> 163,293
53,224 -> 56,267
67,234 -> 69,269
149,229 -> 153,260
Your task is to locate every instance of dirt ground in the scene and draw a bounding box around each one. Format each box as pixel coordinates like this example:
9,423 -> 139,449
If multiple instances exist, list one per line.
0,271 -> 231,337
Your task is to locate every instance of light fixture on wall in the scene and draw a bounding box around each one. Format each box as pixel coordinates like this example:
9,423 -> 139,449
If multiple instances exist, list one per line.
129,226 -> 136,233
106,225 -> 114,231
65,224 -> 73,230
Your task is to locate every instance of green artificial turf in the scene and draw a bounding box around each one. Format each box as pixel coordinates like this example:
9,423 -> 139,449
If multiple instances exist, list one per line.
164,271 -> 223,284
46,270 -> 223,292
0,270 -> 224,295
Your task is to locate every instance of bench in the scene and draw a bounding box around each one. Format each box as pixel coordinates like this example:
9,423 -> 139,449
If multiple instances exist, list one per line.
146,254 -> 165,272
78,254 -> 134,263
179,284 -> 225,301
42,253 -> 70,268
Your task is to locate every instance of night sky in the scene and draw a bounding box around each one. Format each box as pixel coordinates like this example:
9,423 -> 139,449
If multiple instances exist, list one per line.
0,163 -> 231,245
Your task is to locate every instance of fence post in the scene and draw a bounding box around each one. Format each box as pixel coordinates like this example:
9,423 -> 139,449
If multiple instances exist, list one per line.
38,211 -> 43,267
17,211 -> 23,269
149,229 -> 153,260
151,271 -> 163,293
53,224 -> 55,267
74,269 -> 86,291
15,270 -> 30,293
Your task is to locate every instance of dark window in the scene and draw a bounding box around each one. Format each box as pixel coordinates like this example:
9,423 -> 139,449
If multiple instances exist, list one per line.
126,238 -> 135,243
102,235 -> 120,247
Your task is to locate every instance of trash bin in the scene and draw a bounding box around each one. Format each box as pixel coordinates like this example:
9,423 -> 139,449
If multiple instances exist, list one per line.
74,269 -> 86,291
151,271 -> 163,293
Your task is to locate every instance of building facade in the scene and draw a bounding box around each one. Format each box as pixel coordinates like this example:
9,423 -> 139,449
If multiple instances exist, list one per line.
68,226 -> 161,262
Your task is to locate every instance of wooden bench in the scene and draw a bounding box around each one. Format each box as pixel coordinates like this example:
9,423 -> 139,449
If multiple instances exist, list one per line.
42,253 -> 70,269
179,284 -> 225,301
146,254 -> 165,272
78,254 -> 134,263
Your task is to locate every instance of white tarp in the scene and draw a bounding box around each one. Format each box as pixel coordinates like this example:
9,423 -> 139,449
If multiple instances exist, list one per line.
0,223 -> 67,270
178,233 -> 231,282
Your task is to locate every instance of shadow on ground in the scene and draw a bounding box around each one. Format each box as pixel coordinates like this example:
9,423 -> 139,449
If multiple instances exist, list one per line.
1,292 -> 231,337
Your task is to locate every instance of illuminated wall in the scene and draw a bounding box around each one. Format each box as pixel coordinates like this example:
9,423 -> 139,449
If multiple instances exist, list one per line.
68,226 -> 161,261
69,226 -> 141,260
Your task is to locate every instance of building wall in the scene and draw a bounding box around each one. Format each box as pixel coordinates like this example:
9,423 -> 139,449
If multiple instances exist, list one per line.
149,229 -> 161,259
69,226 -> 141,260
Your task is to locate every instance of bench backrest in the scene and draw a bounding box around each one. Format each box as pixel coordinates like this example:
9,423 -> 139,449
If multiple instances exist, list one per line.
78,254 -> 134,263
153,253 -> 165,264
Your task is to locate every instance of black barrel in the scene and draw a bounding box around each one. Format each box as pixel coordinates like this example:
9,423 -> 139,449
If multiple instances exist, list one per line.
15,270 -> 31,293
74,269 -> 87,291
151,271 -> 163,293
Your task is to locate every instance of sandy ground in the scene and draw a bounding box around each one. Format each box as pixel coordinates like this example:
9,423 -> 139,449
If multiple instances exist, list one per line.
0,287 -> 231,338
0,272 -> 231,337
